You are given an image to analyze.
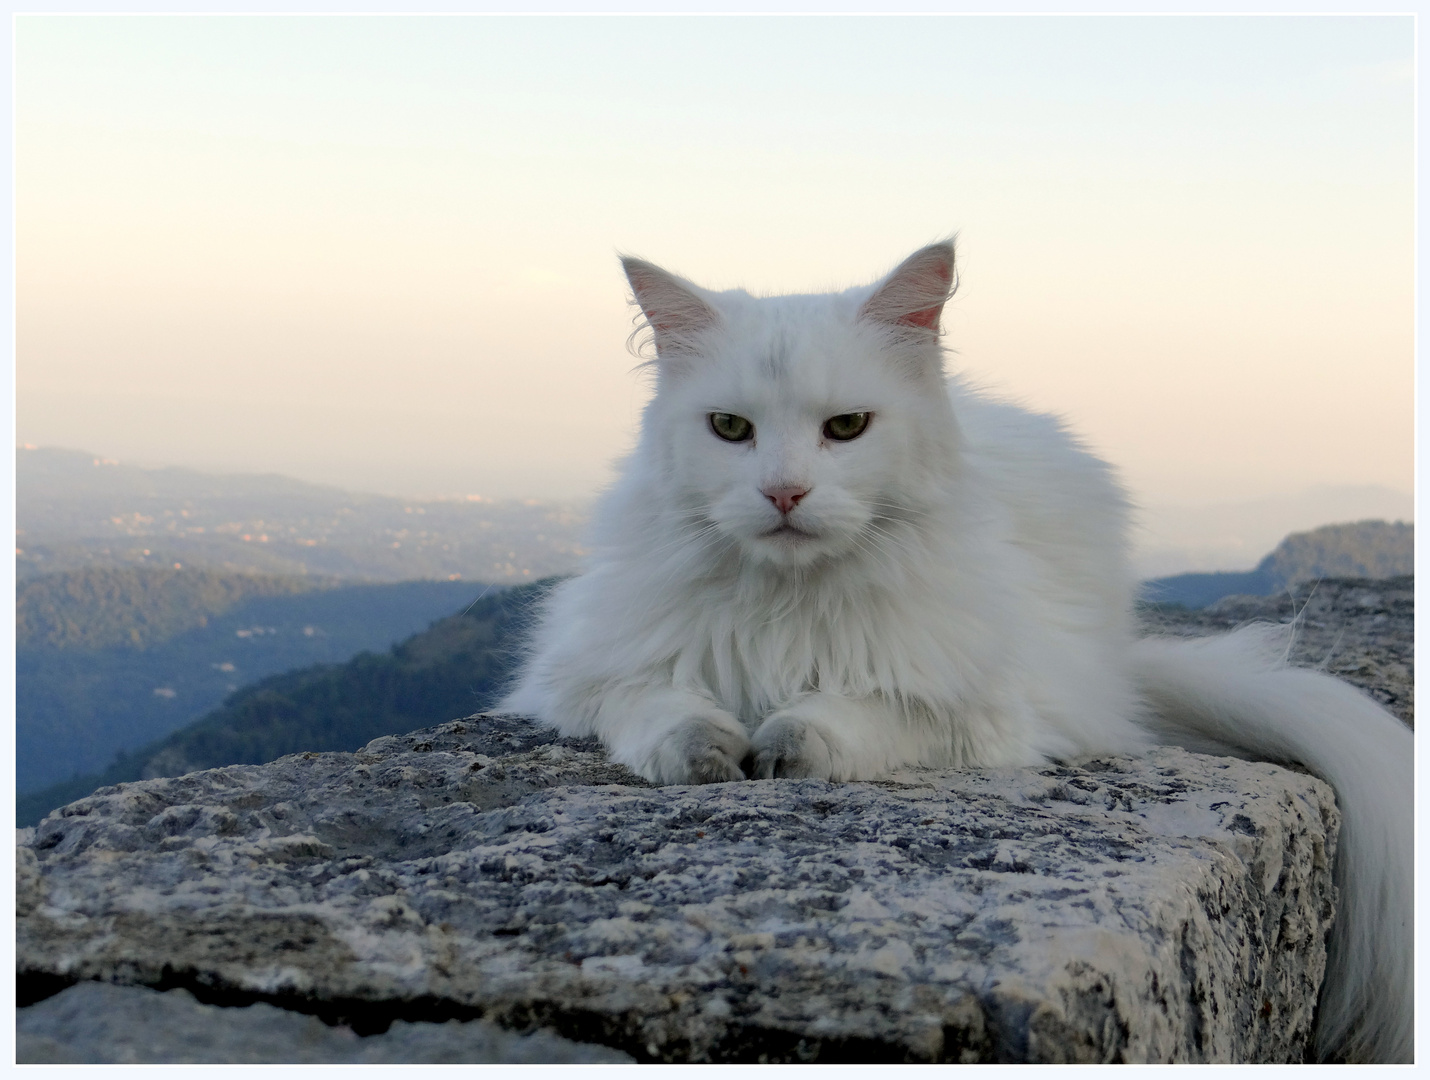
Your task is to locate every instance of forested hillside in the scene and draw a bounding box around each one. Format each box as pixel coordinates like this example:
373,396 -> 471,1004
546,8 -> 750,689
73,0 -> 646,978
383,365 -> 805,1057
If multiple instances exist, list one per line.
17,566 -> 331,650
17,572 -> 495,794
18,581 -> 547,827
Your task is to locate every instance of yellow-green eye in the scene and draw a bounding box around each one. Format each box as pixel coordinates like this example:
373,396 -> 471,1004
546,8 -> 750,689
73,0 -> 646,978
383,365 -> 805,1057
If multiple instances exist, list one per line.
709,413 -> 754,442
823,412 -> 871,441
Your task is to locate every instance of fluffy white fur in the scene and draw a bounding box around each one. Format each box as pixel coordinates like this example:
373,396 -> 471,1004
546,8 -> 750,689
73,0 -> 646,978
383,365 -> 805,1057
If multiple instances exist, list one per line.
503,242 -> 1413,1063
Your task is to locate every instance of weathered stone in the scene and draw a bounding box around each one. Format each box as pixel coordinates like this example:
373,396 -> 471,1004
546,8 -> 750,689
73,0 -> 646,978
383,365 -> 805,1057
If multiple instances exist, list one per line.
17,980 -> 633,1063
17,716 -> 1338,1063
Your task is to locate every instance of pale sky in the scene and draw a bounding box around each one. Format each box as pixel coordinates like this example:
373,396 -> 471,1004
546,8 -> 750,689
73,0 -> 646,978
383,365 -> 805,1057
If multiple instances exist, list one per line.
17,15 -> 1413,518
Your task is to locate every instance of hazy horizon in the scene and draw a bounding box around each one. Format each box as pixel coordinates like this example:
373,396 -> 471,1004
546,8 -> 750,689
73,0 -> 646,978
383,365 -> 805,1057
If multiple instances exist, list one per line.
19,440 -> 1412,581
18,15 -> 1412,513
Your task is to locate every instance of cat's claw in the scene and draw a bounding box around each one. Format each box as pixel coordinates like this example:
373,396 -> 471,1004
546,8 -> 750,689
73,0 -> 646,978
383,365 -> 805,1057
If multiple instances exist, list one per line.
749,715 -> 838,780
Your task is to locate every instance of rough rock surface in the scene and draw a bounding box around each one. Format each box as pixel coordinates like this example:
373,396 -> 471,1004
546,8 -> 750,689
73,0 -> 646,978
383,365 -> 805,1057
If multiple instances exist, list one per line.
18,716 -> 1339,1063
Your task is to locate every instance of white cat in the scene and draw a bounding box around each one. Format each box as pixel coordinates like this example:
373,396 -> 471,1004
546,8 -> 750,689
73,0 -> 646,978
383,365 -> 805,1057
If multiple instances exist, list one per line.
503,242 -> 1412,1063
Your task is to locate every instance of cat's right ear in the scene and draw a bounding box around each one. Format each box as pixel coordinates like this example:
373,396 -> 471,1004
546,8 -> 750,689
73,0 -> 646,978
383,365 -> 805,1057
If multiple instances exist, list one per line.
621,256 -> 719,360
858,240 -> 958,335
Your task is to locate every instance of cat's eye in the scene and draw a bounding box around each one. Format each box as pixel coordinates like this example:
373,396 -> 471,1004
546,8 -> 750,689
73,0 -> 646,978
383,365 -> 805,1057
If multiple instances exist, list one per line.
709,413 -> 754,442
823,412 -> 871,441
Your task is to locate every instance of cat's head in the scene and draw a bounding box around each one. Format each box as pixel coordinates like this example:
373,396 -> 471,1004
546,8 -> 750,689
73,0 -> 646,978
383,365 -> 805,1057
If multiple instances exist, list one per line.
624,242 -> 963,570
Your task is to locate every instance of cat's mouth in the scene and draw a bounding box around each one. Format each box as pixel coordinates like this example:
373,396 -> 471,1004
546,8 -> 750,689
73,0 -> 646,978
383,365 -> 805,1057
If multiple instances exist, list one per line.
762,522 -> 818,542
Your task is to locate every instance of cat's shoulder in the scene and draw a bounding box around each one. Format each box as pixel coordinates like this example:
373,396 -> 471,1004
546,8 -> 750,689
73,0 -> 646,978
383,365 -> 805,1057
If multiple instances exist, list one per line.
948,377 -> 1129,524
950,378 -> 1097,462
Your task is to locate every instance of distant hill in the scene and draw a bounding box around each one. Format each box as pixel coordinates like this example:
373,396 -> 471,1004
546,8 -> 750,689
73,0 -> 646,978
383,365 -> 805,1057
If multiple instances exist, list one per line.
17,566 -> 332,650
17,570 -> 498,794
17,445 -> 588,583
1141,520 -> 1413,609
1132,484 -> 1413,580
1261,520 -> 1414,582
18,581 -> 547,827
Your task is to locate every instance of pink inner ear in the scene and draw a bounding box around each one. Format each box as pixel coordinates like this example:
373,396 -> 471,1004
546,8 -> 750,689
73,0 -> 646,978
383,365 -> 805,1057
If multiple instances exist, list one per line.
627,266 -> 684,334
901,304 -> 943,330
865,246 -> 954,330
909,260 -> 954,328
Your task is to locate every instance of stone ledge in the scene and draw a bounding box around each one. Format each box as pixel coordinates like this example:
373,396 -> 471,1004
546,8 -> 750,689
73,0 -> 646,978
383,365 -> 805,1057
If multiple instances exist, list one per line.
17,714 -> 1338,1063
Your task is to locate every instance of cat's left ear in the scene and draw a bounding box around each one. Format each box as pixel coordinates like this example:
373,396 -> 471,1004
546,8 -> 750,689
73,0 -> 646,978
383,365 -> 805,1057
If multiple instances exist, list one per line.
621,256 -> 720,359
859,241 -> 957,333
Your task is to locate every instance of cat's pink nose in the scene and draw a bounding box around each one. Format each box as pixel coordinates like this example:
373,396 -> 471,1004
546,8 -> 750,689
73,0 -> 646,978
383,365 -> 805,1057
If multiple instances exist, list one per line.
763,486 -> 810,515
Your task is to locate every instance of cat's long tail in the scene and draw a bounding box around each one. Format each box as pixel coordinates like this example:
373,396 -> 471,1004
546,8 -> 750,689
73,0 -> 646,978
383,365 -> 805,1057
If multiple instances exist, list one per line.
1126,625 -> 1412,1063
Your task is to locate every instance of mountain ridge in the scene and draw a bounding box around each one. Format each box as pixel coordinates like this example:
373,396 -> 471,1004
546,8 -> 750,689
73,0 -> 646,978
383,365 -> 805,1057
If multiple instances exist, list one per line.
1140,520 -> 1412,609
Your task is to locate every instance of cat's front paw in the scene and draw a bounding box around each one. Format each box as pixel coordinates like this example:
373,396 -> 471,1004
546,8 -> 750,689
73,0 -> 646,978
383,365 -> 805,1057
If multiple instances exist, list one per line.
645,711 -> 751,785
749,712 -> 841,780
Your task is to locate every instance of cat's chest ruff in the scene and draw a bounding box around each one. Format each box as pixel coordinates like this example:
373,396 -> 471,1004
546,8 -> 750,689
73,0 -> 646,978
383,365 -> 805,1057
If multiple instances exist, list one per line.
669,571 -> 979,719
